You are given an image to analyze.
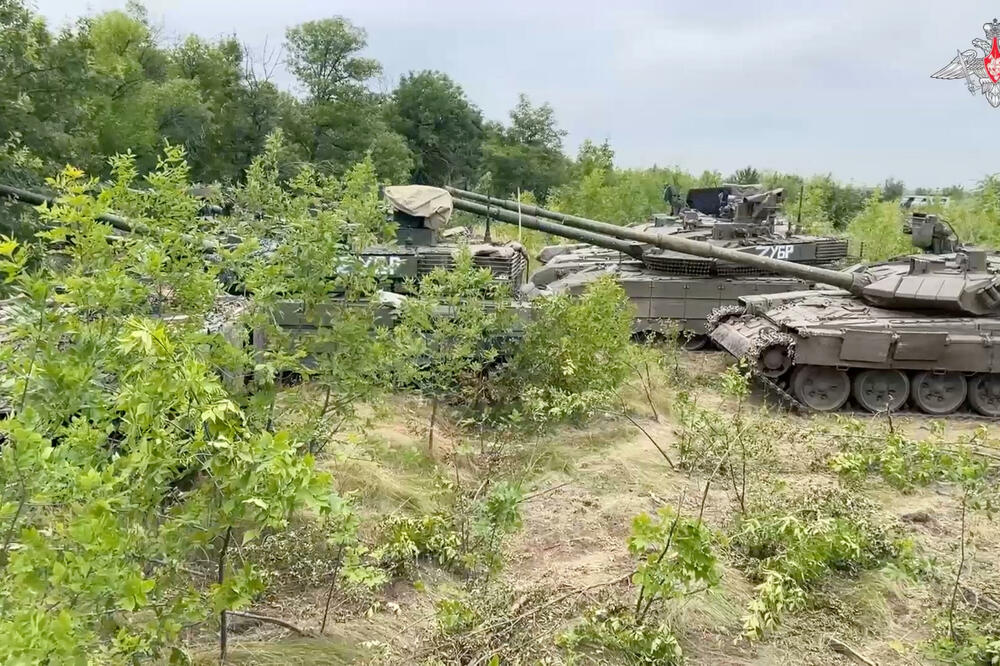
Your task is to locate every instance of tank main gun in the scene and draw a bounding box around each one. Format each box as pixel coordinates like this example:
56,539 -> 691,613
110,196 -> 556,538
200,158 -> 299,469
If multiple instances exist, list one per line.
1,183 -> 219,252
2,183 -> 143,236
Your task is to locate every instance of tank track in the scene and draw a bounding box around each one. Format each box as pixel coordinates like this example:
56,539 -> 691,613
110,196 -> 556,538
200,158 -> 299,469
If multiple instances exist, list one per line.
735,330 -> 806,412
705,304 -> 746,332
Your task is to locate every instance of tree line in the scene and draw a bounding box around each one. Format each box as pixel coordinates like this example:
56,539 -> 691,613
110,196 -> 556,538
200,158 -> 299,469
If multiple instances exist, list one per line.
2,0 -> 998,244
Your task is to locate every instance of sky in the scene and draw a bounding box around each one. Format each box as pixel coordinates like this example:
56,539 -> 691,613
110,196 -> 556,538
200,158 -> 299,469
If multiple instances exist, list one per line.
34,0 -> 1000,188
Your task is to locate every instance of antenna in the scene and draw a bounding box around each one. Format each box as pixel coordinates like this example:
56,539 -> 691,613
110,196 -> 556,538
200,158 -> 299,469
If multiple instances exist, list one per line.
795,183 -> 804,234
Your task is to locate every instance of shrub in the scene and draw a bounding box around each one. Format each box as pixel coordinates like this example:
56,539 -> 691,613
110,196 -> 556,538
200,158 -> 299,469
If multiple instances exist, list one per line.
731,486 -> 903,639
502,275 -> 634,424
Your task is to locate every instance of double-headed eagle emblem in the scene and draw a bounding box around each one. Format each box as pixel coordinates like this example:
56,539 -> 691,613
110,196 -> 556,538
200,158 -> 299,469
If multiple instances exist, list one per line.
931,18 -> 1000,107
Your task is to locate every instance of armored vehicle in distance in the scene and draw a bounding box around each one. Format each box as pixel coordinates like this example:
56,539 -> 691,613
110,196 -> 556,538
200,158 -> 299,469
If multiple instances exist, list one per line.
447,186 -> 847,347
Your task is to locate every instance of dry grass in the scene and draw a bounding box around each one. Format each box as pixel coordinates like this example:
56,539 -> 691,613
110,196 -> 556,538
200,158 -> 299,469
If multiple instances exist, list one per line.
191,350 -> 1000,665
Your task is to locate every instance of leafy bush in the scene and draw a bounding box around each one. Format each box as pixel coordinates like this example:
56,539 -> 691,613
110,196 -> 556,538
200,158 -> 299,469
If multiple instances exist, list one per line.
730,487 -> 903,640
560,507 -> 718,665
0,148 -> 335,661
928,612 -> 1000,665
829,421 -> 991,492
674,366 -> 778,514
846,189 -> 910,261
629,508 -> 720,622
502,275 -> 634,424
393,249 -> 516,450
558,607 -> 683,665
374,482 -> 523,577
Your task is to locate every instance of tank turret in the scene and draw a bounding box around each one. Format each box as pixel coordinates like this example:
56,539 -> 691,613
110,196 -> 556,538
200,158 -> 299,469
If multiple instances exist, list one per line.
448,187 -> 1000,317
372,185 -> 527,291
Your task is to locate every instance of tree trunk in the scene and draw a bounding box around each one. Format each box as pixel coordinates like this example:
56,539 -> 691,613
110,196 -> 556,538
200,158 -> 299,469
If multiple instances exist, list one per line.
320,545 -> 345,634
428,396 -> 438,453
218,526 -> 232,664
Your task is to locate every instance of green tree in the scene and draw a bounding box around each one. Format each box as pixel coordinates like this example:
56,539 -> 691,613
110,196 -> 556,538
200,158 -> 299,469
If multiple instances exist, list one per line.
482,94 -> 569,197
394,251 -> 515,452
575,139 -> 615,176
389,70 -> 484,186
283,17 -> 412,181
0,145 -> 334,661
284,18 -> 379,103
881,177 -> 905,201
730,165 -> 761,184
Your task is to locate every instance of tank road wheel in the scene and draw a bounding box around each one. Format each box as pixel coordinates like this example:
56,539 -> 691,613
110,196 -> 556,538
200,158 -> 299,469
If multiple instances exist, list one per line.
910,371 -> 968,415
852,369 -> 909,413
790,365 -> 851,412
968,374 -> 1000,417
680,333 -> 711,351
757,343 -> 791,378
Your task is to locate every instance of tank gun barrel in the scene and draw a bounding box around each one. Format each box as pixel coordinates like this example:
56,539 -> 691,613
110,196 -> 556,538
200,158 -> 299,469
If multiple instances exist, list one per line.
1,183 -> 218,252
446,186 -> 636,240
449,189 -> 862,294
2,183 -> 140,235
451,198 -> 644,258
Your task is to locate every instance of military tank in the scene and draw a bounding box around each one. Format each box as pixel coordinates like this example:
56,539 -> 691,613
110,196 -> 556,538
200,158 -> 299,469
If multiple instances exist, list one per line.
707,213 -> 1000,416
0,183 -> 527,292
372,186 -> 527,293
266,186 -> 528,332
446,185 -> 848,348
443,191 -> 1000,417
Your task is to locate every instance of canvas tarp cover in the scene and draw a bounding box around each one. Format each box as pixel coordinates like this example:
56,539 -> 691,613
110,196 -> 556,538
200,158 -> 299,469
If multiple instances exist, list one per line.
384,185 -> 453,229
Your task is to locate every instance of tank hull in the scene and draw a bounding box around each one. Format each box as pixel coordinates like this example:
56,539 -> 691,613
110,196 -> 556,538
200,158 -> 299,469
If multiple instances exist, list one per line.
710,291 -> 1000,416
540,264 -> 813,335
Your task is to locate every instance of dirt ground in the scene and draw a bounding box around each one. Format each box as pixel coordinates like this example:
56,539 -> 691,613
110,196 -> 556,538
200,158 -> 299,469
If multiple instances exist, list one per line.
193,351 -> 1000,665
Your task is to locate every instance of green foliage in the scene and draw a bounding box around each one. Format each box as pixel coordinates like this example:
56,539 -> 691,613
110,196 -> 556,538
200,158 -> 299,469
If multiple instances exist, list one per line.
375,513 -> 463,573
731,487 -> 902,640
244,495 -> 386,597
375,481 -> 523,577
674,365 -> 776,513
503,275 -> 634,424
394,250 -> 515,447
557,607 -> 683,665
559,506 -> 715,665
0,147 -> 336,661
234,131 -> 400,449
284,18 -> 380,102
730,165 -> 761,184
482,94 -> 570,198
847,189 -> 910,260
390,70 -> 484,186
797,177 -> 835,233
0,136 -> 423,659
829,421 -> 992,492
629,508 -> 720,620
936,174 -> 1000,248
928,612 -> 1000,665
435,596 -> 480,635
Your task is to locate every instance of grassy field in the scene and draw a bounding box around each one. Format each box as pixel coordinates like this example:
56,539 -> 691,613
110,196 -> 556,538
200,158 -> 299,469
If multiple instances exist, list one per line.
189,351 -> 1000,665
